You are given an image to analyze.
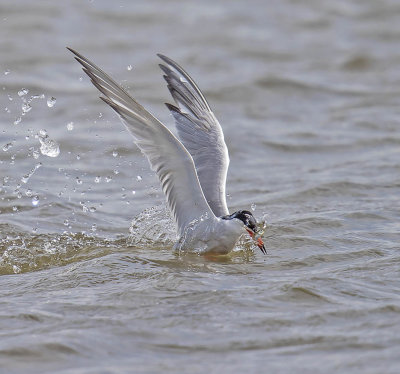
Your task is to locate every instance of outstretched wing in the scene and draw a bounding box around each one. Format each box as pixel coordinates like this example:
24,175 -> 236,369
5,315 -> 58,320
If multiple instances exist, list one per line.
158,54 -> 230,217
68,48 -> 214,235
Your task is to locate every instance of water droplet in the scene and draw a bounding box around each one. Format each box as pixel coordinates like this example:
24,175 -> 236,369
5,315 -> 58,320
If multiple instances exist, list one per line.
79,77 -> 83,82
13,265 -> 21,274
136,175 -> 142,181
22,102 -> 32,113
76,177 -> 82,185
25,189 -> 33,197
76,154 -> 81,160
113,169 -> 119,175
31,195 -> 39,206
12,206 -> 18,212
32,150 -> 40,159
67,122 -> 74,131
2,142 -> 13,152
18,88 -> 28,96
132,190 -> 136,195
91,223 -> 97,232
4,107 -> 10,113
105,176 -> 112,183
47,96 -> 56,107
94,176 -> 101,183
4,70 -> 10,76
37,130 -> 60,157
13,116 -> 22,125
30,94 -> 45,100
112,150 -> 118,157
251,203 -> 256,212
89,207 -> 96,213
63,219 -> 69,226
127,64 -> 133,71
7,94 -> 13,101
21,162 -> 42,184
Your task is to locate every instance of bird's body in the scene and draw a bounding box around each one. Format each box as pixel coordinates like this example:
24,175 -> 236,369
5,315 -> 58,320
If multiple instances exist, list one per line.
68,48 -> 266,255
174,215 -> 244,255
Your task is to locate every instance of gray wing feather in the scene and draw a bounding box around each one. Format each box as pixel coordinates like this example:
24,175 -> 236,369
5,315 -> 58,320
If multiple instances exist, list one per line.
158,54 -> 230,217
68,48 -> 214,235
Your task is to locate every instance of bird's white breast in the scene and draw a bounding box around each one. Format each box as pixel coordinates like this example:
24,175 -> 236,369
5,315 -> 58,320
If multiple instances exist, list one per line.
174,216 -> 244,254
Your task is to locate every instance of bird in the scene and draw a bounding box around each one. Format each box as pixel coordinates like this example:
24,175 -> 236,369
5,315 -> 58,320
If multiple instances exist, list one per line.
68,48 -> 266,255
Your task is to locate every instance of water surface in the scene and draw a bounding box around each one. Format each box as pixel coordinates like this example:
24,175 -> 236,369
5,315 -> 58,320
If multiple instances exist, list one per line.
1,1 -> 400,373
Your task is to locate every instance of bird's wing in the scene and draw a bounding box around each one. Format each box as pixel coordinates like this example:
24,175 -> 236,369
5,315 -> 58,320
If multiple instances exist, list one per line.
158,54 -> 230,217
68,48 -> 214,235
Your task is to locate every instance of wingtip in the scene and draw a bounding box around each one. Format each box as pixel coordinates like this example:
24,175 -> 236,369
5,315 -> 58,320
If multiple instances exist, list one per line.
66,46 -> 77,55
157,54 -> 174,66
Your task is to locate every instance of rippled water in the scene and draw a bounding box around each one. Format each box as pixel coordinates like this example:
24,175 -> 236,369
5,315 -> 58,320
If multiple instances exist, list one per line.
1,0 -> 400,373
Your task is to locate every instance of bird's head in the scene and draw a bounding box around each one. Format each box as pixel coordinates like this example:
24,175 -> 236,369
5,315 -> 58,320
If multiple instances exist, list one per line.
223,210 -> 266,254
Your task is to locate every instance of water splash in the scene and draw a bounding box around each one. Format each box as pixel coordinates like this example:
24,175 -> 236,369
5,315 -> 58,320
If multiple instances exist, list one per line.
21,162 -> 42,184
46,96 -> 56,107
2,142 -> 13,152
128,204 -> 176,248
0,229 -> 122,275
22,102 -> 32,114
18,88 -> 29,97
31,195 -> 40,206
37,129 -> 60,157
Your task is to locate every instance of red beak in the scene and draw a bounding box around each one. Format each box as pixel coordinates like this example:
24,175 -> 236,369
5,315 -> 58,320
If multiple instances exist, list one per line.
246,229 -> 267,255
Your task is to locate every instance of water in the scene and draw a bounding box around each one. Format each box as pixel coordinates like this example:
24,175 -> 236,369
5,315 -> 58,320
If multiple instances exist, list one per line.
46,96 -> 57,108
1,0 -> 400,373
37,129 -> 60,158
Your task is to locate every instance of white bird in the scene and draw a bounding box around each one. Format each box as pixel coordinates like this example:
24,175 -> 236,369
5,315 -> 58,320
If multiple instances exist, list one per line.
68,48 -> 266,255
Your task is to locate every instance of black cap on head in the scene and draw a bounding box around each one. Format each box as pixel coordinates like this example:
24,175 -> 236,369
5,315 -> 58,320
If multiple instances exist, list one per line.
223,210 -> 258,233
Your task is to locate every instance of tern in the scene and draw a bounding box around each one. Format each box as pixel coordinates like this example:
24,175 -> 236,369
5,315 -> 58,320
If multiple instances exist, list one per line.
68,48 -> 266,255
